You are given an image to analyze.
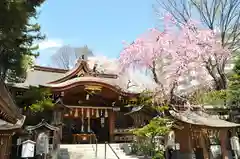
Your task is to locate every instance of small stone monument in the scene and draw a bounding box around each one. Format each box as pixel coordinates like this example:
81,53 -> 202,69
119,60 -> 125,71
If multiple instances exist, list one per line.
36,132 -> 49,155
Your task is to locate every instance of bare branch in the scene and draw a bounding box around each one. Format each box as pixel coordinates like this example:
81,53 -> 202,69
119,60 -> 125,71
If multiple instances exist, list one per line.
51,45 -> 93,69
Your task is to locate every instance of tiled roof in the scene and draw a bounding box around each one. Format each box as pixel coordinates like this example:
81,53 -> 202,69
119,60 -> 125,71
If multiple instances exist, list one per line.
12,67 -> 65,88
170,110 -> 240,127
0,115 -> 25,130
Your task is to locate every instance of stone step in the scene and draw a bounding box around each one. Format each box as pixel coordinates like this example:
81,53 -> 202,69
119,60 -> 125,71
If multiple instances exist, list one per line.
60,144 -> 122,148
58,144 -> 140,159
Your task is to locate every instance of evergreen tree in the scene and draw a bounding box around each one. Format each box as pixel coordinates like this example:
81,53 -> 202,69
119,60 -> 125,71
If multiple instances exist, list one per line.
0,0 -> 45,82
228,56 -> 240,106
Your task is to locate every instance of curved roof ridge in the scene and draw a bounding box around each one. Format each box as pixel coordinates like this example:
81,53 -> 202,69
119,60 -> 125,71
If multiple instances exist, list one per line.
48,59 -> 91,84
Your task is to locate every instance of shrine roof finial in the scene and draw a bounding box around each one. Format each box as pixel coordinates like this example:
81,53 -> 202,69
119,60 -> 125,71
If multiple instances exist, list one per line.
93,63 -> 97,72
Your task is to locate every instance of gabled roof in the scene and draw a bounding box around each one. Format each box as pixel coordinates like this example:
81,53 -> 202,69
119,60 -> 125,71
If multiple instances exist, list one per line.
25,119 -> 59,131
47,59 -> 118,84
22,140 -> 36,144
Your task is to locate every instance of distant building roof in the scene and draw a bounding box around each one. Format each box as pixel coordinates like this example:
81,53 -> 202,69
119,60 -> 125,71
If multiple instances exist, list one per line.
169,110 -> 240,128
11,65 -> 66,88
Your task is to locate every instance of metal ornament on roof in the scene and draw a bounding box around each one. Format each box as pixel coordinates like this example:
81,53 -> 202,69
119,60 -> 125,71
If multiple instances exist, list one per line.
84,85 -> 102,91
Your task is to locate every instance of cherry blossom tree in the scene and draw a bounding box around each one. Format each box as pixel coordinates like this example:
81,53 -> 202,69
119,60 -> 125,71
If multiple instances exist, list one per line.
119,15 -> 230,105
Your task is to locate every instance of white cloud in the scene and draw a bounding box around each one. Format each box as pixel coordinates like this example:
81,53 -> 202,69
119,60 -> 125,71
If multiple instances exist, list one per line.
38,39 -> 64,50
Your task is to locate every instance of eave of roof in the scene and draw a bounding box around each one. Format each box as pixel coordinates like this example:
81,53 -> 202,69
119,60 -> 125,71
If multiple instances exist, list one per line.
169,110 -> 240,128
0,115 -> 25,131
124,105 -> 144,115
0,79 -> 23,123
41,76 -> 139,95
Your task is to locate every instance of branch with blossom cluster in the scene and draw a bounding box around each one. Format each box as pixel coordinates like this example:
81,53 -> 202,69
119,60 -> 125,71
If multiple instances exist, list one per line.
119,14 -> 230,106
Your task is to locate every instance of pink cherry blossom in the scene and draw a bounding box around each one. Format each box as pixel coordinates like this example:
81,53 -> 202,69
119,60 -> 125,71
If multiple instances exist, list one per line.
119,15 -> 230,98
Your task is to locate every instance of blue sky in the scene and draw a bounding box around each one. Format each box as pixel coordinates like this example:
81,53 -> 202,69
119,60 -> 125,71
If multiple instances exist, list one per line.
36,0 -> 158,66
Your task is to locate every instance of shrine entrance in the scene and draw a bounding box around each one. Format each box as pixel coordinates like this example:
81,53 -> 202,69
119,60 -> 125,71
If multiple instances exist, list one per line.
62,107 -> 111,144
91,117 -> 109,143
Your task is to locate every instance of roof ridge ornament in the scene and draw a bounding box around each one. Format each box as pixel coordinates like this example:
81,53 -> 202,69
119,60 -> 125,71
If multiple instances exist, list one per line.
93,63 -> 97,72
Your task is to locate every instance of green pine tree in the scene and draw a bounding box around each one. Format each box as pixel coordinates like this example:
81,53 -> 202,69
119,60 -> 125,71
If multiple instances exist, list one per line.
228,56 -> 240,106
0,0 -> 45,82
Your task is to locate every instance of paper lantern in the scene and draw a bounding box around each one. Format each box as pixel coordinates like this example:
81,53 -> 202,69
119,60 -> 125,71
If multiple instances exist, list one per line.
86,108 -> 90,118
81,108 -> 84,115
74,108 -> 78,117
92,108 -> 94,117
105,109 -> 108,117
96,108 -> 99,118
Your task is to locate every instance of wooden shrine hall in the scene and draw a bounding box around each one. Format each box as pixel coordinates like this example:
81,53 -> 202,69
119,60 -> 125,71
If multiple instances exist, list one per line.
0,79 -> 25,159
11,57 -> 147,144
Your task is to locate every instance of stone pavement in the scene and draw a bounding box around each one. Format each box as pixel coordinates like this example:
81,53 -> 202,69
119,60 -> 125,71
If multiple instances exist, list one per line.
58,144 -> 141,159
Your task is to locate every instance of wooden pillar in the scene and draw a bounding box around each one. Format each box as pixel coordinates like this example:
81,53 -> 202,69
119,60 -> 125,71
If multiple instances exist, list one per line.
199,131 -> 209,159
0,134 -> 12,159
175,123 -> 193,159
220,129 -> 229,159
109,110 -> 115,142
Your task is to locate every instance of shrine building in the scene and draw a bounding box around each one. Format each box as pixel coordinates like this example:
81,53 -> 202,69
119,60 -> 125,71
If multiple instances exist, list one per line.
0,79 -> 25,159
10,57 -> 152,144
